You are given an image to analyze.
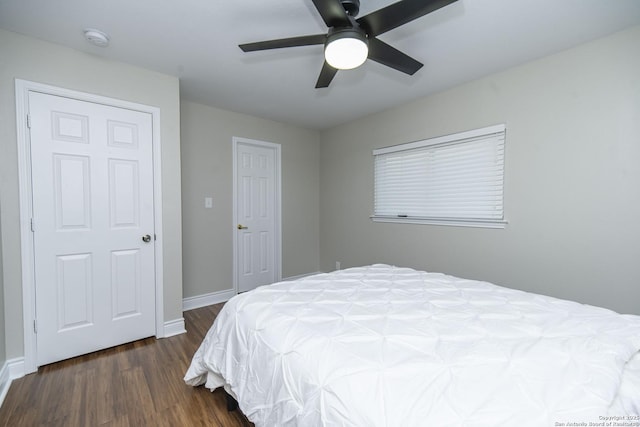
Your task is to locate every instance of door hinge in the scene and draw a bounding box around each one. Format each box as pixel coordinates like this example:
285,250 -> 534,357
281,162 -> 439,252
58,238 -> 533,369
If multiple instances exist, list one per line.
30,218 -> 35,232
27,114 -> 31,129
33,319 -> 38,334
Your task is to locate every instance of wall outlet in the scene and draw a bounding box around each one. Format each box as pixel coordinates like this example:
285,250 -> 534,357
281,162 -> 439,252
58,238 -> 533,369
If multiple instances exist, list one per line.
335,261 -> 341,270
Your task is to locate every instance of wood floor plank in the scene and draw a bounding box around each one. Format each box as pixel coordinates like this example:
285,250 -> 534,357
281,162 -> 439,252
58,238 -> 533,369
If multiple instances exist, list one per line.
68,369 -> 91,426
0,303 -> 254,426
95,353 -> 122,425
99,414 -> 131,427
121,366 -> 156,423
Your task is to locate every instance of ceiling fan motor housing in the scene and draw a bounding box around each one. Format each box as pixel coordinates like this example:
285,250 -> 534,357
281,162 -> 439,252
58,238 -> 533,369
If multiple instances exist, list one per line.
341,0 -> 360,17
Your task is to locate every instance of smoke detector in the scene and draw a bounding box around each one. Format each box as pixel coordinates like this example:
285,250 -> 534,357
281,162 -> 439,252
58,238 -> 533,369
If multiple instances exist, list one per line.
84,28 -> 110,47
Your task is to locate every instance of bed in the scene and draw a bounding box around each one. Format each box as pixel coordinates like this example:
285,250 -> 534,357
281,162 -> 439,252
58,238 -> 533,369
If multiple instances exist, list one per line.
184,264 -> 640,426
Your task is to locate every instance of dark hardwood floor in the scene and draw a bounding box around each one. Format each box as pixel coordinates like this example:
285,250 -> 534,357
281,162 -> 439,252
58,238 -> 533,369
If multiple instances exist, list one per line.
0,303 -> 254,426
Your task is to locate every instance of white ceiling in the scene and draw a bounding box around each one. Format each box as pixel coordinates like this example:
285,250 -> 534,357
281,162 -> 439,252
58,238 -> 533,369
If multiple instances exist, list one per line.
1,0 -> 639,130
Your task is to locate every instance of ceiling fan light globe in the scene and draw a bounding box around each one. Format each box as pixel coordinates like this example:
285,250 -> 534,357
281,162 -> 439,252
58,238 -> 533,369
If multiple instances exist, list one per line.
325,37 -> 368,70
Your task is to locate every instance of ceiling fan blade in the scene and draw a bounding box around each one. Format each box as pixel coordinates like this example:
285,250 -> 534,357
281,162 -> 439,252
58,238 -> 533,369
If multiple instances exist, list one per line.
315,61 -> 338,88
239,34 -> 326,52
367,37 -> 423,75
311,0 -> 352,28
357,0 -> 458,37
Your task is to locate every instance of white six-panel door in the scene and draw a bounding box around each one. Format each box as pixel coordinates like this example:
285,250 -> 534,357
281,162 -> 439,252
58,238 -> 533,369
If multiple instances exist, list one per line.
29,91 -> 156,365
235,139 -> 280,293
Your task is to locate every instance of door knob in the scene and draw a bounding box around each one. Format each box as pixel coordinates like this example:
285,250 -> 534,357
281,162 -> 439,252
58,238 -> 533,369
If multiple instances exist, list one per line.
237,224 -> 248,230
142,234 -> 152,243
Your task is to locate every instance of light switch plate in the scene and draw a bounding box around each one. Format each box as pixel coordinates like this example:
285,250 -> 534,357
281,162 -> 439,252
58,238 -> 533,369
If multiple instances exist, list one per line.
205,197 -> 213,209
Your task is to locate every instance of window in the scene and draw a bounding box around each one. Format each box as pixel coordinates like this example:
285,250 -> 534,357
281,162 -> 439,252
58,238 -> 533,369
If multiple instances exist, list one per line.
372,124 -> 506,228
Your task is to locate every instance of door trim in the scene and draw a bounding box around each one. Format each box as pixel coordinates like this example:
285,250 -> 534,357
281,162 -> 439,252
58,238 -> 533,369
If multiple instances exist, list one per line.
232,137 -> 282,293
15,79 -> 164,373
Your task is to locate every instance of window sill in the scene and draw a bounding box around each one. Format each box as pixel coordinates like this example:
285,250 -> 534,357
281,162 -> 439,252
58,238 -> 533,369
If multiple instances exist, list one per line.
370,216 -> 507,229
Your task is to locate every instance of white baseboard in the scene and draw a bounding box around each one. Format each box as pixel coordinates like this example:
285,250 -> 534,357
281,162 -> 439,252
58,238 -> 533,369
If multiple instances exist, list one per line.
282,271 -> 323,281
0,361 -> 9,407
8,358 -> 25,380
183,288 -> 236,312
0,357 -> 25,408
182,273 -> 323,313
163,318 -> 186,338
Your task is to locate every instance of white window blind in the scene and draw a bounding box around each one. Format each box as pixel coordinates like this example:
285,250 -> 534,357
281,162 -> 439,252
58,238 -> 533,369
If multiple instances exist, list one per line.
372,124 -> 506,227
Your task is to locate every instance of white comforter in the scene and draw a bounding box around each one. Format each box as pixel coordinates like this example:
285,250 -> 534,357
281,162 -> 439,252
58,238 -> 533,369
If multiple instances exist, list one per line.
185,265 -> 640,426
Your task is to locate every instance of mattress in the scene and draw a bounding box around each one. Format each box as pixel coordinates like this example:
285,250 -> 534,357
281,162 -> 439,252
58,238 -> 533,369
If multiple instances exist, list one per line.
185,264 -> 640,426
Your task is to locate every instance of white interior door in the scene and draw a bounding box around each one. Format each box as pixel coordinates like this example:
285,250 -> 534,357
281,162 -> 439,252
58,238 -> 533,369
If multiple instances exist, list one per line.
29,91 -> 156,366
234,139 -> 281,293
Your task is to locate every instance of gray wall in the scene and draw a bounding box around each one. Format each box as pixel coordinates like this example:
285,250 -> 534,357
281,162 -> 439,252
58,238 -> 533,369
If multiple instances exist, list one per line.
319,25 -> 640,315
0,29 -> 183,360
181,101 -> 320,298
0,205 -> 5,368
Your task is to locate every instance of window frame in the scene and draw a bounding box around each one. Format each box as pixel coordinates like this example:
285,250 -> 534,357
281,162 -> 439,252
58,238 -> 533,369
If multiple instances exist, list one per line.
371,124 -> 507,229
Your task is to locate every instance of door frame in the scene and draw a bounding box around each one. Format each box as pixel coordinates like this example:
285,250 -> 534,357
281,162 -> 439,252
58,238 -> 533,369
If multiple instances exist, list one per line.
15,79 -> 165,374
232,137 -> 282,293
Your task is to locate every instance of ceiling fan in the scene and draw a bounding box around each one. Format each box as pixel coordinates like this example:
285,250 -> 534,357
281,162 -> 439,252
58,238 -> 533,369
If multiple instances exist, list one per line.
239,0 -> 458,88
